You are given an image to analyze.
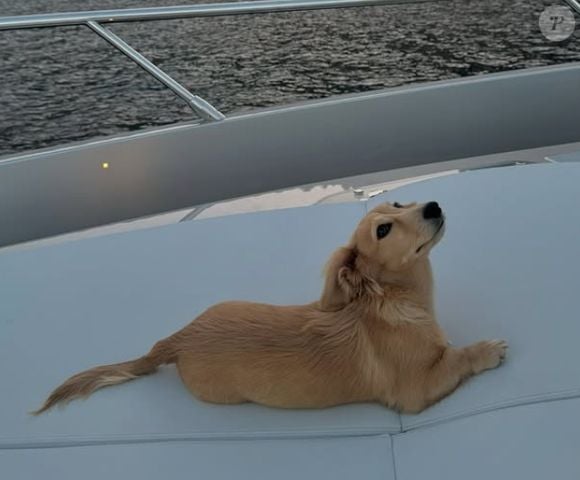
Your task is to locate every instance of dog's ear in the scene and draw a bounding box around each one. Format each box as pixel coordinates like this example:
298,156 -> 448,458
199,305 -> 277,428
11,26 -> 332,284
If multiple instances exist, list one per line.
319,246 -> 356,311
319,246 -> 384,312
319,247 -> 384,312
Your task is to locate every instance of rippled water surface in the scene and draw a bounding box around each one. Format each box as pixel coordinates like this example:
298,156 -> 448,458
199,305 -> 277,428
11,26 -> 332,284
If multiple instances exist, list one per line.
1,0 -> 579,156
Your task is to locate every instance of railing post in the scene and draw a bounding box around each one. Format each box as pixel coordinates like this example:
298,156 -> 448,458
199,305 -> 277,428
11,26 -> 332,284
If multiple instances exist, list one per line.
86,20 -> 225,122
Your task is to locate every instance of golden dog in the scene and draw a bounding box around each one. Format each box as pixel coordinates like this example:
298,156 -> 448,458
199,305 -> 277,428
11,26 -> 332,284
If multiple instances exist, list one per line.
34,201 -> 507,414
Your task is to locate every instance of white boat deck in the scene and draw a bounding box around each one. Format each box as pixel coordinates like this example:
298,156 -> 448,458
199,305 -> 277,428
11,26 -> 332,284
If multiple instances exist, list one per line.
2,161 -> 580,479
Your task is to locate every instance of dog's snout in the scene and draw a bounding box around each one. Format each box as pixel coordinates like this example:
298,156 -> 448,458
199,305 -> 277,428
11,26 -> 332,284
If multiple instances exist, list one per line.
422,201 -> 442,220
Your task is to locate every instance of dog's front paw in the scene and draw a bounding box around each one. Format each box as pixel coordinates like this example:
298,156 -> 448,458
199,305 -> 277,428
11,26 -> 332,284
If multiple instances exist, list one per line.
471,339 -> 508,373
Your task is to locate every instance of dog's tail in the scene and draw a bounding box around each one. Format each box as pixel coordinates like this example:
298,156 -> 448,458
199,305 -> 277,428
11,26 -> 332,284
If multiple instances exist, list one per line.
32,339 -> 177,415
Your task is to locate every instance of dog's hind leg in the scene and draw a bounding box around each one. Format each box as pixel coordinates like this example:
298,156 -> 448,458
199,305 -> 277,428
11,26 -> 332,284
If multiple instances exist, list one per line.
175,354 -> 247,405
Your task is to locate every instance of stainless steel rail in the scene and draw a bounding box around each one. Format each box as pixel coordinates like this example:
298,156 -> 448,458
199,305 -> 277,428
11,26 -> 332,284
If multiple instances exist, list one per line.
0,0 -> 438,121
565,0 -> 580,14
86,21 -> 225,121
0,0 -> 435,30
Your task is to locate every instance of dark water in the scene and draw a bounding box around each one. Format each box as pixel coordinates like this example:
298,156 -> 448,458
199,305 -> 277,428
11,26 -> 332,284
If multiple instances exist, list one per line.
1,0 -> 579,157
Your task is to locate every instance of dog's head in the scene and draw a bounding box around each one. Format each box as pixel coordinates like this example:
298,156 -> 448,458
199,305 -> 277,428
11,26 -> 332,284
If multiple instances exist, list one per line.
319,201 -> 445,311
353,201 -> 445,269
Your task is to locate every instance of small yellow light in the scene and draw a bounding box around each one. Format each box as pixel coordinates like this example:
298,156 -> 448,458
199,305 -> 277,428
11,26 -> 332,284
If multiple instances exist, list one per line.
101,162 -> 109,169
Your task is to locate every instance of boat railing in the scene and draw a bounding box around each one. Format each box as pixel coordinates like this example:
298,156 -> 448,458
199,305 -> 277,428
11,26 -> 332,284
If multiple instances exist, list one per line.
0,0 -> 440,122
566,0 -> 580,14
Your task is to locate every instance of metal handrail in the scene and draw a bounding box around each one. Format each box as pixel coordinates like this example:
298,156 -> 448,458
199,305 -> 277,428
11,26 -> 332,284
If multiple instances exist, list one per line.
564,0 -> 580,14
0,0 -> 435,30
0,0 -> 439,122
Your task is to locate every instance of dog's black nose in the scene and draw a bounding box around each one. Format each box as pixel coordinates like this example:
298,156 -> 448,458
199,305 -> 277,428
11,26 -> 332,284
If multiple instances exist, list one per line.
422,201 -> 442,220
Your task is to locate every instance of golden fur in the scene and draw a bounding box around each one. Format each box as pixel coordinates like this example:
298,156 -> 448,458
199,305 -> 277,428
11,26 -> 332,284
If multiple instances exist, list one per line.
33,201 -> 507,415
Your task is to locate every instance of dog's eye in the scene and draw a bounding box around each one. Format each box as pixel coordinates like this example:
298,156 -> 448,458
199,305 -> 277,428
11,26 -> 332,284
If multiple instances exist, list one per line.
393,202 -> 403,208
376,223 -> 392,240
